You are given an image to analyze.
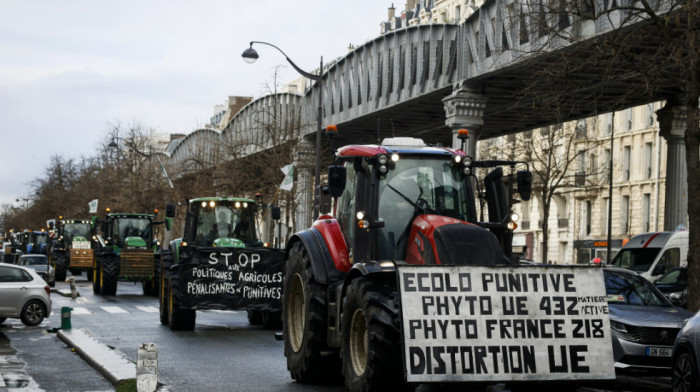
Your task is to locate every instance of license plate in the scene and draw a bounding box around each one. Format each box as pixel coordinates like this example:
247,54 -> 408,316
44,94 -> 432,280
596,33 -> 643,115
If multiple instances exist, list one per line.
646,347 -> 672,357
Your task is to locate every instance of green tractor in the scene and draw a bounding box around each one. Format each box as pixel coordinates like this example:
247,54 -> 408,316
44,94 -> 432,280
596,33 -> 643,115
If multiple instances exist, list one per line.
49,218 -> 94,281
92,210 -> 165,296
160,197 -> 284,331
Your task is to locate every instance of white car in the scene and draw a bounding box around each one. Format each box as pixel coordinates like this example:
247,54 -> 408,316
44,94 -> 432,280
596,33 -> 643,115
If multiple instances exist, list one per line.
0,263 -> 52,326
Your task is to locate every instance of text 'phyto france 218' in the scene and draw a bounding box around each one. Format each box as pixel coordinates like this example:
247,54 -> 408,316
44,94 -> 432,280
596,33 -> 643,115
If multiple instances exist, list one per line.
397,265 -> 615,383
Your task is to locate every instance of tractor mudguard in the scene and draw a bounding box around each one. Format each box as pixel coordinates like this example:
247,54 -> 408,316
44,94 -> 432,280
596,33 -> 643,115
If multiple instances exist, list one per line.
286,229 -> 345,285
342,261 -> 397,297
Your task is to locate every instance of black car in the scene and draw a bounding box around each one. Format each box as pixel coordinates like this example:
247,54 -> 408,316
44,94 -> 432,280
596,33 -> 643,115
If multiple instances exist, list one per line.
655,267 -> 688,308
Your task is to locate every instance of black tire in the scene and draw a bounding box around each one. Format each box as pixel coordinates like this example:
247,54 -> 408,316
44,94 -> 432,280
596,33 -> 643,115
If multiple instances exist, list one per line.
341,277 -> 402,392
262,310 -> 282,330
152,254 -> 161,297
142,280 -> 157,296
673,351 -> 698,392
247,310 -> 263,325
160,252 -> 173,325
0,317 -> 6,324
100,255 -> 119,296
283,241 -> 339,383
168,274 -> 196,331
92,257 -> 101,294
86,268 -> 93,282
54,253 -> 67,282
20,300 -> 47,326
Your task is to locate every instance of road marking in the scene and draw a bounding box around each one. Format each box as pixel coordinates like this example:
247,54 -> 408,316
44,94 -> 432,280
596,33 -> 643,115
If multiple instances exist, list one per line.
71,307 -> 93,315
202,310 -> 240,314
101,306 -> 129,314
135,306 -> 159,313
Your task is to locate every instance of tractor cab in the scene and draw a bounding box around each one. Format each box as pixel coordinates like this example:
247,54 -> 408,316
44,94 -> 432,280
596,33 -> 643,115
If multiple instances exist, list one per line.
327,137 -> 531,267
184,198 -> 258,248
103,213 -> 154,251
57,219 -> 93,250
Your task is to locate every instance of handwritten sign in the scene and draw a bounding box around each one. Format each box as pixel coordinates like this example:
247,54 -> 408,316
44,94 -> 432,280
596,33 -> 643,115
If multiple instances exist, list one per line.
397,265 -> 614,383
178,247 -> 284,311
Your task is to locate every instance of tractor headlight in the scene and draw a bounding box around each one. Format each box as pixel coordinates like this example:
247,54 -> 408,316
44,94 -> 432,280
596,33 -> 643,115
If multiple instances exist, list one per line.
507,222 -> 518,230
356,211 -> 366,220
454,155 -> 462,164
378,165 -> 388,174
377,154 -> 388,165
391,153 -> 399,162
462,167 -> 471,175
511,213 -> 520,222
463,156 -> 473,166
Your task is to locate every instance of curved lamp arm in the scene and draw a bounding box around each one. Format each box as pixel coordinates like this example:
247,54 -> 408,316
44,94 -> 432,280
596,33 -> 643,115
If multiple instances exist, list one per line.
245,41 -> 321,81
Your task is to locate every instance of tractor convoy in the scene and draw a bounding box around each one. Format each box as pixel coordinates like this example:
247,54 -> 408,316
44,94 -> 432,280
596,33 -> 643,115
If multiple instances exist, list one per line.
159,197 -> 284,330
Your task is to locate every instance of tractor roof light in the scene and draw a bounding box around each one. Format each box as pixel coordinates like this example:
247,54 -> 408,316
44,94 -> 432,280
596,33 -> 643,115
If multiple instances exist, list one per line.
243,202 -> 248,208
209,201 -> 216,208
457,129 -> 470,140
454,155 -> 462,164
325,125 -> 338,138
234,201 -> 241,208
201,201 -> 207,208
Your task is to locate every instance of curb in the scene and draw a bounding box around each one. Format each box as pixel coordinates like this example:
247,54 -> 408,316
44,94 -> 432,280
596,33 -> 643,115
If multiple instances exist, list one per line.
0,369 -> 7,392
57,328 -> 134,386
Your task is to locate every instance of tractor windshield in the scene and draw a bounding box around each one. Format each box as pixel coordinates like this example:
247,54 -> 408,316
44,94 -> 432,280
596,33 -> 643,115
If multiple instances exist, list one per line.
376,157 -> 473,260
113,218 -> 152,248
190,200 -> 256,247
31,233 -> 47,246
63,223 -> 91,243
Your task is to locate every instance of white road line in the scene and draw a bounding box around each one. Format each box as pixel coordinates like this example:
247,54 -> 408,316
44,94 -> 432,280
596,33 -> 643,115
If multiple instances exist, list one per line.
71,307 -> 93,315
135,306 -> 159,313
101,306 -> 129,314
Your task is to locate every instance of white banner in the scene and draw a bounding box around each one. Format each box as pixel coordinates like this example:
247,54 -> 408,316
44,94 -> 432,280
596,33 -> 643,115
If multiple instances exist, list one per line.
398,265 -> 614,383
280,164 -> 294,191
88,199 -> 98,214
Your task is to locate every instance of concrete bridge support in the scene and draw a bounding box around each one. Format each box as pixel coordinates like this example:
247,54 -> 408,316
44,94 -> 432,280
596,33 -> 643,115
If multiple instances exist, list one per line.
442,85 -> 488,157
657,102 -> 688,231
293,138 -> 315,230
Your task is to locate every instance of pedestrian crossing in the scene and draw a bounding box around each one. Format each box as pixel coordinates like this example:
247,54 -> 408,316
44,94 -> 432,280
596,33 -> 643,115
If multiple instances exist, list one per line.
57,305 -> 239,316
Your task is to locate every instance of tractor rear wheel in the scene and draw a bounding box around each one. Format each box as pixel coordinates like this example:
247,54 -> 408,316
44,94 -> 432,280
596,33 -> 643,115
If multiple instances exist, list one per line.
92,258 -> 101,294
262,310 -> 282,330
283,241 -> 339,383
168,274 -> 195,330
100,255 -> 118,296
247,310 -> 262,325
341,277 -> 403,392
159,252 -> 172,325
54,254 -> 67,282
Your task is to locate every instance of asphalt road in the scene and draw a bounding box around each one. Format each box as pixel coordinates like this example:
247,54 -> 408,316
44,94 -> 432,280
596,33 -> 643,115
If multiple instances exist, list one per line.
0,274 -> 674,392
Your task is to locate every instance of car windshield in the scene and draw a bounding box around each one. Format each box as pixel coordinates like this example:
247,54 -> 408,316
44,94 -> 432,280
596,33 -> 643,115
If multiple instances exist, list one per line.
605,270 -> 671,307
376,157 -> 472,260
655,268 -> 687,285
21,257 -> 47,266
610,247 -> 661,273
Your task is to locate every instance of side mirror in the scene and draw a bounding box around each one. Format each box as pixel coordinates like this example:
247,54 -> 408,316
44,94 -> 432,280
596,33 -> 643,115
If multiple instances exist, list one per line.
328,166 -> 347,198
166,203 -> 176,218
517,170 -> 532,201
271,206 -> 281,220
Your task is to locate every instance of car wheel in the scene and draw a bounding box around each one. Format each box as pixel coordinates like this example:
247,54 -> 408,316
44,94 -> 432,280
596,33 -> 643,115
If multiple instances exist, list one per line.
20,300 -> 46,326
673,351 -> 698,392
0,317 -> 6,324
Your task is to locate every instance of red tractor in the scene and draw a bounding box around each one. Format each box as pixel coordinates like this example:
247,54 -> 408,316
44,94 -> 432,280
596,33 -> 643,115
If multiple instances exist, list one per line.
282,136 -> 536,390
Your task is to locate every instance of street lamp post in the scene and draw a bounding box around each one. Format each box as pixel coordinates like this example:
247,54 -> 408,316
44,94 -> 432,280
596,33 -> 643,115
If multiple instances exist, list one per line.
242,41 -> 323,221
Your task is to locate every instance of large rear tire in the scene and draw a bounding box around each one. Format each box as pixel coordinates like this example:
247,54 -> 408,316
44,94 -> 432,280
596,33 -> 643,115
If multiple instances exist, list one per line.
283,241 -> 339,383
247,310 -> 263,325
92,257 -> 101,294
168,274 -> 196,331
262,310 -> 282,330
101,255 -> 118,296
54,253 -> 67,282
159,251 -> 172,325
341,277 -> 403,392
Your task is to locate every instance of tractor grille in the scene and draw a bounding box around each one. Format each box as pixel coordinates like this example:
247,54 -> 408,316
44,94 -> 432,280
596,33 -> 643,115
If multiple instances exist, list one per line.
120,249 -> 154,278
70,248 -> 94,268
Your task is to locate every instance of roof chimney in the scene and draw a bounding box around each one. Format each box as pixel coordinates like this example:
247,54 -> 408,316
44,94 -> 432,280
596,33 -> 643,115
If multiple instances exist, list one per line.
388,3 -> 396,20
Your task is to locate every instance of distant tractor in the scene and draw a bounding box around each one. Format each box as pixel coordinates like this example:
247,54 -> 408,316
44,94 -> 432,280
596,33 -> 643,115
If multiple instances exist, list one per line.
49,218 -> 94,281
92,210 -> 164,296
18,230 -> 49,255
160,197 -> 284,331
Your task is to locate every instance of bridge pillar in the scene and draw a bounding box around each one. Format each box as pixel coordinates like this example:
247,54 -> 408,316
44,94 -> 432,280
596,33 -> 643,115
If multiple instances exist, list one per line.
293,137 -> 315,229
442,85 -> 488,157
656,102 -> 688,231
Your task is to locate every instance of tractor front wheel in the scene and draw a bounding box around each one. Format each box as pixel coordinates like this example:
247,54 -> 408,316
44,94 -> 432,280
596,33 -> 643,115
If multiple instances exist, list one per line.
92,258 -> 101,294
159,252 -> 172,325
341,277 -> 403,392
168,274 -> 195,331
100,255 -> 118,296
283,241 -> 339,383
54,254 -> 67,282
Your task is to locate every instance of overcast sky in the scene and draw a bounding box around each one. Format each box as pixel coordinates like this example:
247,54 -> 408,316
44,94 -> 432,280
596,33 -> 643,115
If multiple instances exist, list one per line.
0,0 -> 394,206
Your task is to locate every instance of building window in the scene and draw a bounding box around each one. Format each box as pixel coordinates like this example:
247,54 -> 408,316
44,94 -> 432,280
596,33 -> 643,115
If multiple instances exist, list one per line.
602,197 -> 609,236
621,195 -> 629,234
646,103 -> 655,126
642,193 -> 651,232
603,148 -> 611,179
626,108 -> 633,130
622,145 -> 631,181
643,142 -> 653,179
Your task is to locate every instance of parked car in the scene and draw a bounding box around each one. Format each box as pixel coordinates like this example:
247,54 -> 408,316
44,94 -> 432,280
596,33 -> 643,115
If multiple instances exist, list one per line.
655,267 -> 688,308
610,231 -> 688,281
0,263 -> 52,326
672,310 -> 700,392
605,268 -> 694,375
17,254 -> 55,287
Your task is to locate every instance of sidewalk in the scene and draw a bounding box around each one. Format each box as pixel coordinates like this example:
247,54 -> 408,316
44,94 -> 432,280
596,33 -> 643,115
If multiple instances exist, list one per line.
57,328 -> 135,386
